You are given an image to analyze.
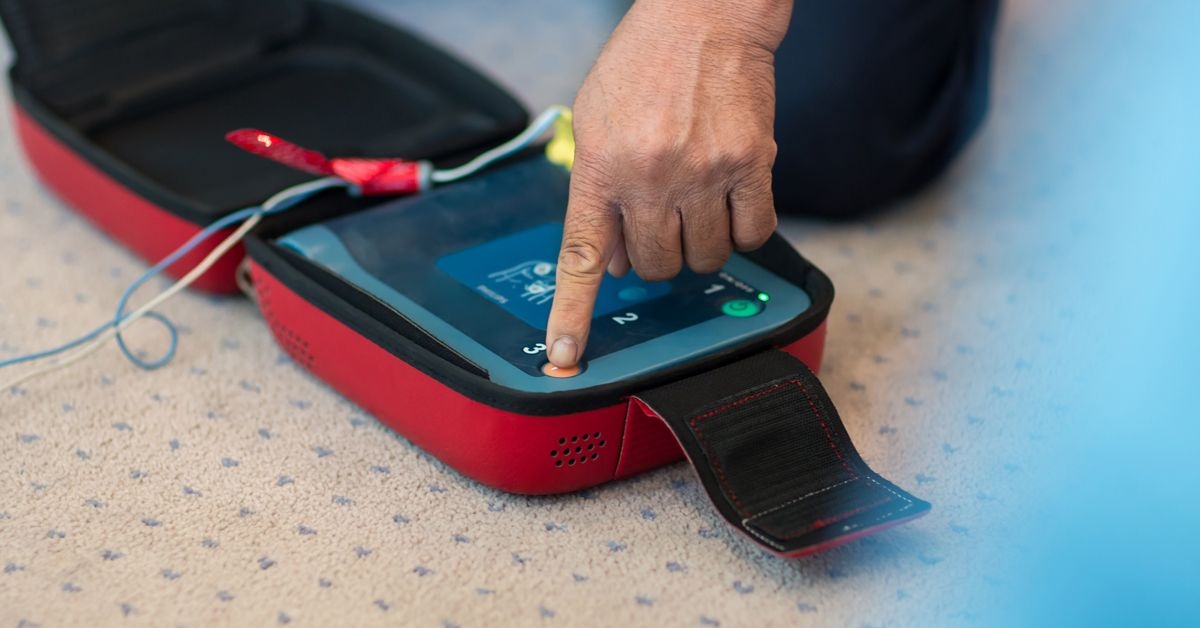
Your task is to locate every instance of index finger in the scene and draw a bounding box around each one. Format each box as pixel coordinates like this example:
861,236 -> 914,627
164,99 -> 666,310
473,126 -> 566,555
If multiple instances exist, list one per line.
545,176 -> 620,368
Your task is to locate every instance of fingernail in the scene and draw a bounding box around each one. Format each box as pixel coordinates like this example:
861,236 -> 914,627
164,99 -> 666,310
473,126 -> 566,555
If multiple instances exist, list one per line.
548,336 -> 578,367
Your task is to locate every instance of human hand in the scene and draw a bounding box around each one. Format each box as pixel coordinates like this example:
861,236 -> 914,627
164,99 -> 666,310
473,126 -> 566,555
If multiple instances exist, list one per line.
544,0 -> 793,368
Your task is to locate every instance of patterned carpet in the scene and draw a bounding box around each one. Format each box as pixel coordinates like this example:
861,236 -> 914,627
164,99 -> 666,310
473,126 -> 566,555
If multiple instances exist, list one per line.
1,1 -> 1181,626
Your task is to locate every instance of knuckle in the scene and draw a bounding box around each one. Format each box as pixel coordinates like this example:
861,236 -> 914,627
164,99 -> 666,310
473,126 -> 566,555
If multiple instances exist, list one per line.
723,136 -> 776,172
629,137 -> 679,178
570,155 -> 617,197
687,247 -> 731,274
734,215 -> 777,250
571,144 -> 611,175
683,200 -> 729,229
634,266 -> 676,282
630,220 -> 679,256
761,139 -> 779,168
632,252 -> 683,282
557,238 -> 608,280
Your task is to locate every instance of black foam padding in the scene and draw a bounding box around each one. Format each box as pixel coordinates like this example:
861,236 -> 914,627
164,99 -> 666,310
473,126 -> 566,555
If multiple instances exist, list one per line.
86,46 -> 502,211
0,0 -> 306,110
0,0 -> 299,66
1,0 -> 529,224
636,350 -> 930,555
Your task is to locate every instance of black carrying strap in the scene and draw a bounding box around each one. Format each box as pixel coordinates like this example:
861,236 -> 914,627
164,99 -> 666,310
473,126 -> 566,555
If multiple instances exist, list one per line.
634,350 -> 930,557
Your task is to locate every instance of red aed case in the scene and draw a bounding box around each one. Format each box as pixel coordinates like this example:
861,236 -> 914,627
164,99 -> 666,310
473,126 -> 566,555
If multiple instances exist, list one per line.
244,217 -> 833,496
246,227 -> 928,557
2,0 -> 929,557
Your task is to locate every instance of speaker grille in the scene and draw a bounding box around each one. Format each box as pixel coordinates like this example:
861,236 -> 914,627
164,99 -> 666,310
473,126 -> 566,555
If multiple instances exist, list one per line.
257,282 -> 315,369
550,431 -> 606,469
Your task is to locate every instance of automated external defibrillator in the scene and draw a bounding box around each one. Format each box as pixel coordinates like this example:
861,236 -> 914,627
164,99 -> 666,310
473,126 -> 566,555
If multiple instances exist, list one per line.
1,0 -> 928,558
275,155 -> 813,392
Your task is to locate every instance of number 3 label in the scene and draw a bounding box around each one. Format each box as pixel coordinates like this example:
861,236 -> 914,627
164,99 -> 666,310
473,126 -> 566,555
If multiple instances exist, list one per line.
523,343 -> 547,355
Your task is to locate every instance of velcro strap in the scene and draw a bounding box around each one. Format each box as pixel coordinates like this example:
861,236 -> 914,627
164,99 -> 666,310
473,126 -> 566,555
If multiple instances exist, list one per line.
634,350 -> 930,557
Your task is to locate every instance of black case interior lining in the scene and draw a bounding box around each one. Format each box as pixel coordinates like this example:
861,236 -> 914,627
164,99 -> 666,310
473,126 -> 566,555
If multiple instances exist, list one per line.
0,0 -> 307,111
0,0 -> 529,223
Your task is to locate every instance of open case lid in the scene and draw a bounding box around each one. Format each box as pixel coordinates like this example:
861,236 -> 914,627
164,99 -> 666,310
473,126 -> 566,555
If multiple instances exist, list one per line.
0,0 -> 529,225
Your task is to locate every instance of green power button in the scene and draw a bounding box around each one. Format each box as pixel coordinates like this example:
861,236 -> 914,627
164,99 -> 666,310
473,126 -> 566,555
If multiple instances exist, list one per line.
721,298 -> 763,318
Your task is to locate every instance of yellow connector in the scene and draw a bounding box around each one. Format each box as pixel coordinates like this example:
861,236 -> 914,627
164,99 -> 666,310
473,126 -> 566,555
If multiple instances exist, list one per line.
545,107 -> 575,171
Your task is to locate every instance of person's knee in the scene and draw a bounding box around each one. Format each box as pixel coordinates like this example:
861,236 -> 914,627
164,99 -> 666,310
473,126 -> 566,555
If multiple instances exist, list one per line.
771,0 -> 997,220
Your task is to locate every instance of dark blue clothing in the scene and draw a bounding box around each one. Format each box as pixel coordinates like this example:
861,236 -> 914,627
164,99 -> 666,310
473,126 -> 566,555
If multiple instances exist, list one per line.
773,0 -> 1000,217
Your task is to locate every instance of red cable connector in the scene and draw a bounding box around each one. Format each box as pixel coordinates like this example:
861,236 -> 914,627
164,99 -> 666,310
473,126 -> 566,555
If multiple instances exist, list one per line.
225,129 -> 431,196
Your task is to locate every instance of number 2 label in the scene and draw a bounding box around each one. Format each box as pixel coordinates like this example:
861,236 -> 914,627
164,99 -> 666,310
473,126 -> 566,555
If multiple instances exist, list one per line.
612,312 -> 639,325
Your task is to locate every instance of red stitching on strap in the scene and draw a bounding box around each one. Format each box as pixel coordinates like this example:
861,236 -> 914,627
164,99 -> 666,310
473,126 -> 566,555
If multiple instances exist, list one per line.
792,379 -> 858,479
686,376 -> 879,531
688,380 -> 795,518
789,496 -> 892,536
689,416 -> 749,517
694,381 -> 792,422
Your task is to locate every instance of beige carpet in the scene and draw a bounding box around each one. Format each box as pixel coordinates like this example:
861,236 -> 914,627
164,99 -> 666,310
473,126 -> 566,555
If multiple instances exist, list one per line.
0,1 -> 1117,625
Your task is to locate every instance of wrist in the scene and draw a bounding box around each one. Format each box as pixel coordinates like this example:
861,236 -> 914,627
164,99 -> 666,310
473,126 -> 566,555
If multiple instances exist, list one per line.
632,0 -> 794,53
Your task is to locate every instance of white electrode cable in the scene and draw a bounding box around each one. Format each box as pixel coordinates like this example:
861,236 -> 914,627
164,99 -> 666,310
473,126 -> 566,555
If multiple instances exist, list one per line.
430,106 -> 568,183
2,106 -> 569,393
1,213 -> 264,391
1,177 -> 346,392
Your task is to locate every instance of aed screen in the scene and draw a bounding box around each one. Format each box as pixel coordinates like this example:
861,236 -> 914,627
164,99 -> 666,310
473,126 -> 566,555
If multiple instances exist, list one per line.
436,223 -> 671,330
314,157 -> 770,376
